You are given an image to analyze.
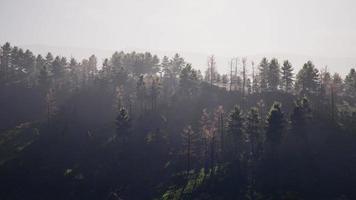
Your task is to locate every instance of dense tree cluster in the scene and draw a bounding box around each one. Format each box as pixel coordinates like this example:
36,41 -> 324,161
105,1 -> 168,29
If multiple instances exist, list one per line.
1,42 -> 356,199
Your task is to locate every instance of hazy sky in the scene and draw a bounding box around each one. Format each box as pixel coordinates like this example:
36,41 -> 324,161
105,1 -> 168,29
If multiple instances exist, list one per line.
1,0 -> 356,59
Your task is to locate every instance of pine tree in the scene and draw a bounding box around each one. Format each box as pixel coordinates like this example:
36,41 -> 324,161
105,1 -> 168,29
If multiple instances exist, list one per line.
344,68 -> 356,99
171,53 -> 185,78
227,106 -> 244,159
52,56 -> 65,87
69,57 -> 79,89
136,75 -> 146,113
252,74 -> 259,94
116,107 -> 131,143
214,106 -> 225,161
46,88 -> 57,126
150,77 -> 160,111
34,55 -> 45,85
161,56 -> 170,79
246,78 -> 252,95
38,65 -> 50,91
295,61 -> 319,95
0,42 -> 12,83
88,55 -> 97,80
267,58 -> 280,91
332,73 -> 343,97
291,97 -> 312,140
179,63 -> 199,98
281,60 -> 294,93
265,102 -> 285,148
200,109 -> 213,169
23,49 -> 36,85
10,46 -> 19,77
259,57 -> 269,92
246,107 -> 262,160
181,125 -> 200,173
45,52 -> 54,68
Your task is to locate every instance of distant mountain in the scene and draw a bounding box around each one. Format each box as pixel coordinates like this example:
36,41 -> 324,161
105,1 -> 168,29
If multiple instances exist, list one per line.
19,44 -> 355,76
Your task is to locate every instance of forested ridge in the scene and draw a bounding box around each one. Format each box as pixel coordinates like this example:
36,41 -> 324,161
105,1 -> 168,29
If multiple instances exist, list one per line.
0,42 -> 356,199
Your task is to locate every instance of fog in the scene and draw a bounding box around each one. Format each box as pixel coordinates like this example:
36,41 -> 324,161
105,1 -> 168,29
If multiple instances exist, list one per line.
1,1 -> 356,199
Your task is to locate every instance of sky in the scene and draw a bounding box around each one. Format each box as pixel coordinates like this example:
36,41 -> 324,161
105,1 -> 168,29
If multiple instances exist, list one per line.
1,0 -> 356,73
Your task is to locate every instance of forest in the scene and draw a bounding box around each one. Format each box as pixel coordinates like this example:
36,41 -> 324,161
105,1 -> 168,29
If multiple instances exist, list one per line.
0,42 -> 356,200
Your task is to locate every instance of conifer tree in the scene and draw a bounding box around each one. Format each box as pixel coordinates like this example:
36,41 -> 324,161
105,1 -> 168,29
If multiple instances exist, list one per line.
227,106 -> 245,159
267,58 -> 280,91
38,65 -> 50,91
291,97 -> 312,140
281,60 -> 294,93
295,61 -> 319,95
181,125 -> 200,173
246,78 -> 252,95
259,57 -> 269,92
116,107 -> 131,144
265,102 -> 285,148
136,75 -> 146,113
0,42 -> 12,82
246,107 -> 262,160
171,53 -> 185,78
344,68 -> 356,99
46,88 -> 57,126
179,63 -> 199,98
150,77 -> 160,111
160,56 -> 170,78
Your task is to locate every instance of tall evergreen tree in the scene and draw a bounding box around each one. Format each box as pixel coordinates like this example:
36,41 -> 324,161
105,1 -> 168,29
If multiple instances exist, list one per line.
295,61 -> 319,95
161,56 -> 170,78
344,68 -> 356,99
116,107 -> 131,143
179,63 -> 199,98
259,57 -> 269,92
265,102 -> 285,148
0,42 -> 12,82
267,58 -> 280,91
227,106 -> 245,159
291,97 -> 312,139
281,60 -> 294,93
246,107 -> 262,160
45,52 -> 54,66
181,125 -> 200,173
52,56 -> 65,86
38,65 -> 50,91
23,50 -> 36,81
34,55 -> 45,85
136,75 -> 147,113
332,73 -> 343,97
150,77 -> 160,111
171,53 -> 185,78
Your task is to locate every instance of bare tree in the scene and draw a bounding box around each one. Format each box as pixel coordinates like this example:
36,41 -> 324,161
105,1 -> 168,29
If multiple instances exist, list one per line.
207,55 -> 217,87
242,58 -> 247,98
229,59 -> 234,91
